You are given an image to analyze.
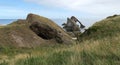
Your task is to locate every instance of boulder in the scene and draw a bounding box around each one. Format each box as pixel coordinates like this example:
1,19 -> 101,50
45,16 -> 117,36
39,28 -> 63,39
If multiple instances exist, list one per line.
27,13 -> 74,44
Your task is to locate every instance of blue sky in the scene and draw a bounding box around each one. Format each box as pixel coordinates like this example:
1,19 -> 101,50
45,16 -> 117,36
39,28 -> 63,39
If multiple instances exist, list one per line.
0,0 -> 120,26
0,0 -> 90,19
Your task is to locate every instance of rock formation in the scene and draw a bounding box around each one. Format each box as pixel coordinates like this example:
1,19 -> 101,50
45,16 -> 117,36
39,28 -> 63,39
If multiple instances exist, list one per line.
27,13 -> 74,44
0,13 -> 74,48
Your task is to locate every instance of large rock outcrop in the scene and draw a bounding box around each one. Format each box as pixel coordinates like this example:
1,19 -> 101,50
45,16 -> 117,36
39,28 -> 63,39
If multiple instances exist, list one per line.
27,13 -> 74,44
0,13 -> 74,48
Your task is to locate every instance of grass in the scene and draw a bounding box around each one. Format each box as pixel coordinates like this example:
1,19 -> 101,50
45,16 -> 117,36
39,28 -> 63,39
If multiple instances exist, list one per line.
0,21 -> 46,48
79,15 -> 120,41
0,15 -> 120,65
0,61 -> 8,65
1,34 -> 120,65
0,26 -> 3,28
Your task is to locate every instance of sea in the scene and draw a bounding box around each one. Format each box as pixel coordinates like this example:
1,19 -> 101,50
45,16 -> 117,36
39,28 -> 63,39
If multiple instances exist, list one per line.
0,18 -> 99,28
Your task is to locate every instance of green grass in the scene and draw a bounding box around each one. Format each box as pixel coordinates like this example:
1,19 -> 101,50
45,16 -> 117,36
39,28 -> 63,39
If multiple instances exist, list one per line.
0,62 -> 8,65
16,51 -> 73,65
0,15 -> 120,65
0,38 -> 120,65
13,37 -> 120,65
79,15 -> 120,41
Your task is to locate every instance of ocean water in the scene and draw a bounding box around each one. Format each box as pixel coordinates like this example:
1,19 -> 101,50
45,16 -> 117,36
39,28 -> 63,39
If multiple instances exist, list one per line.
0,19 -> 65,26
0,19 -> 17,25
0,19 -> 66,26
0,18 -> 98,28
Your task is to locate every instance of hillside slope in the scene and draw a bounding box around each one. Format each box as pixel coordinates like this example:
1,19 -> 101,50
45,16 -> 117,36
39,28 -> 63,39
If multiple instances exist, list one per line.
0,14 -> 74,48
0,22 -> 45,48
79,15 -> 120,40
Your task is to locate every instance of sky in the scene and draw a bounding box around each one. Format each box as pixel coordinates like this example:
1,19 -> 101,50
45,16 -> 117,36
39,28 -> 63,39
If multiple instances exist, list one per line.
0,0 -> 120,26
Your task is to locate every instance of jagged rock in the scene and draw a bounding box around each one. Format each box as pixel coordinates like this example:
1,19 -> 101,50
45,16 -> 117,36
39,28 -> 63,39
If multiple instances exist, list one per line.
27,13 -> 74,44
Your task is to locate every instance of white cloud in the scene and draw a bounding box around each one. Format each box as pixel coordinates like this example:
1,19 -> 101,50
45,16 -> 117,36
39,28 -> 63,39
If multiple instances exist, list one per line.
24,0 -> 92,9
25,0 -> 120,17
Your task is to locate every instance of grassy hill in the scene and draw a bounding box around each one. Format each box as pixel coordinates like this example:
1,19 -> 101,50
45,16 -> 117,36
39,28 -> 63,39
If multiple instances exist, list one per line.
0,15 -> 120,65
79,15 -> 120,41
0,14 -> 73,48
0,21 -> 44,48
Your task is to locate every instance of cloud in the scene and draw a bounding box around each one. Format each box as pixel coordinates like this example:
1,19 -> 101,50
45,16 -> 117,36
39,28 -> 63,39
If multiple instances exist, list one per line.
24,0 -> 91,9
24,0 -> 120,17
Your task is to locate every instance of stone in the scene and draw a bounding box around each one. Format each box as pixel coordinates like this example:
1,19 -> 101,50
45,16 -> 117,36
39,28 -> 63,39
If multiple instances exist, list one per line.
27,13 -> 74,44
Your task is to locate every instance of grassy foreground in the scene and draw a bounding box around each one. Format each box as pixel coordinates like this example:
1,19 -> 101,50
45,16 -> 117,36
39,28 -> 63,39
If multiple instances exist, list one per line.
0,15 -> 120,65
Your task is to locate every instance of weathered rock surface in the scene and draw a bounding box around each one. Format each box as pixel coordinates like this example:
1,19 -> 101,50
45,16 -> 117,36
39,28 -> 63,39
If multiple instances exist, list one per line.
27,13 -> 74,44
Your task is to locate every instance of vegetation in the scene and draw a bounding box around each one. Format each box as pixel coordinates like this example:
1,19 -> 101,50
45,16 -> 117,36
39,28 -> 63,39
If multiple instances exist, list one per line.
0,15 -> 120,65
